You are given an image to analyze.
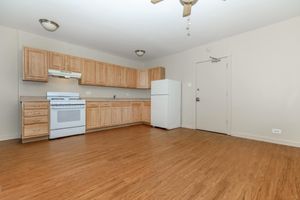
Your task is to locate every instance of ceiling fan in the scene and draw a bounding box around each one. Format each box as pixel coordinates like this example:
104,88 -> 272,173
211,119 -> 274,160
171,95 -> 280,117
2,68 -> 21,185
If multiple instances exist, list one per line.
151,0 -> 198,17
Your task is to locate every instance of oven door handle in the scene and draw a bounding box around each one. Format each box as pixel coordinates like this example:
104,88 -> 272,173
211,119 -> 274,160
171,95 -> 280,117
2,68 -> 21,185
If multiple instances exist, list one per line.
51,106 -> 85,110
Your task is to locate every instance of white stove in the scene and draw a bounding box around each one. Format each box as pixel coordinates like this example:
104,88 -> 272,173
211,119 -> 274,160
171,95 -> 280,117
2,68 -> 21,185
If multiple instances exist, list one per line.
47,92 -> 86,139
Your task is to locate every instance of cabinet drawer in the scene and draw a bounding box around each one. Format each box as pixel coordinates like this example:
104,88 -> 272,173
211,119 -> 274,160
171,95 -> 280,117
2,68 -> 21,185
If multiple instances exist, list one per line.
87,102 -> 99,108
132,102 -> 143,106
24,116 -> 48,125
99,102 -> 111,107
24,109 -> 48,117
143,101 -> 151,106
24,102 -> 48,109
111,102 -> 131,107
23,123 -> 49,138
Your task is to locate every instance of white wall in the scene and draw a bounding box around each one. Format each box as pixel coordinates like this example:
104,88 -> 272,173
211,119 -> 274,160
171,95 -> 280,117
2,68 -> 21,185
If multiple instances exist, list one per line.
145,16 -> 300,147
0,26 -> 150,141
0,26 -> 19,140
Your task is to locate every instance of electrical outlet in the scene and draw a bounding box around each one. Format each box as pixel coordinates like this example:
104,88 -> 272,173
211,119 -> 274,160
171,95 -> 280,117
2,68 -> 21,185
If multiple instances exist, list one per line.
272,128 -> 282,134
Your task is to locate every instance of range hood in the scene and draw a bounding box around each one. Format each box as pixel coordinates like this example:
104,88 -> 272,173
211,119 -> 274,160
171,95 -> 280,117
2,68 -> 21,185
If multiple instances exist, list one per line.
48,69 -> 81,79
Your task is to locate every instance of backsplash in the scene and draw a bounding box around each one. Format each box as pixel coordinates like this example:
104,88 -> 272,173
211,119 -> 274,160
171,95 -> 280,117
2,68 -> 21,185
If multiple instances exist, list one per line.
19,77 -> 150,98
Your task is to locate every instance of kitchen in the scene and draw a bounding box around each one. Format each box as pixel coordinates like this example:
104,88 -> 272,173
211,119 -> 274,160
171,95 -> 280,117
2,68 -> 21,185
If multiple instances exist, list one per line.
21,46 -> 167,143
1,0 -> 300,199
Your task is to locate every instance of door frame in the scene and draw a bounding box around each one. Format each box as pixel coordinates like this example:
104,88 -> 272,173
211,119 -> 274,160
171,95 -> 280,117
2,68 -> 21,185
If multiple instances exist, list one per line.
194,56 -> 232,135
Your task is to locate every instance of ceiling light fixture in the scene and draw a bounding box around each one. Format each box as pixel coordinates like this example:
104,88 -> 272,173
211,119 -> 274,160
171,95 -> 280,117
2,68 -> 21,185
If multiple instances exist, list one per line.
135,50 -> 146,57
39,19 -> 59,32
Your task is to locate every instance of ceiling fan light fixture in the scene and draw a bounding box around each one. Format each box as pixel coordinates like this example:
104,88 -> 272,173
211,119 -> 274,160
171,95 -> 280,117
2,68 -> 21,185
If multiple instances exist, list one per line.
135,50 -> 146,57
39,19 -> 59,32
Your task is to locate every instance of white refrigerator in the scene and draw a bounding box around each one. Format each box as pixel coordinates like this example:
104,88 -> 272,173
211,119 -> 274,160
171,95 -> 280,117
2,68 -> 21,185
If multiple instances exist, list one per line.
151,79 -> 181,129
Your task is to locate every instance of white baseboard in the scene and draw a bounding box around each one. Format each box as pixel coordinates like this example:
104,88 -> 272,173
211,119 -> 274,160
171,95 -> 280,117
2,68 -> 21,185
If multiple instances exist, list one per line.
181,126 -> 300,148
0,133 -> 20,141
181,125 -> 196,130
231,132 -> 300,148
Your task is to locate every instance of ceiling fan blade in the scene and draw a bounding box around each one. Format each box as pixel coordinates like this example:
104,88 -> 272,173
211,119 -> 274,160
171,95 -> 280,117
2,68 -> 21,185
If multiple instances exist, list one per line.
183,3 -> 192,17
151,0 -> 163,4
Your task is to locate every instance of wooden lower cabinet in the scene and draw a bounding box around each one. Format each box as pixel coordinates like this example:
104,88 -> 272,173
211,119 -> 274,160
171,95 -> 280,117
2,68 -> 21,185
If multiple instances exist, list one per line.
99,105 -> 112,127
86,102 -> 101,129
132,102 -> 143,123
86,101 -> 150,131
111,106 -> 122,126
21,102 -> 49,143
122,106 -> 132,124
20,100 -> 151,142
142,102 -> 151,123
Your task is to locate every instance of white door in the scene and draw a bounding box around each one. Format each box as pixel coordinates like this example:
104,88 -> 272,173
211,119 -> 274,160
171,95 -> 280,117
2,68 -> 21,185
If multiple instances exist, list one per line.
196,58 -> 230,134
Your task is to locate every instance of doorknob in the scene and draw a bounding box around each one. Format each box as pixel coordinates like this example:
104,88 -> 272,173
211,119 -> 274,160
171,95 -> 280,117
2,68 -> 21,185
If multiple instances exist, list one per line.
196,97 -> 200,102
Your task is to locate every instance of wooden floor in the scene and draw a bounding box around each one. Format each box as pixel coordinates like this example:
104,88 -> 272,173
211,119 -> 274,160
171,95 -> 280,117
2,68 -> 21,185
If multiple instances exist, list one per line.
1,125 -> 300,200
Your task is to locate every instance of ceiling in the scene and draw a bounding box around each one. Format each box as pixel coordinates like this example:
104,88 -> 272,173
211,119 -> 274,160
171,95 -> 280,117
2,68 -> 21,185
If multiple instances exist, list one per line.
0,0 -> 299,61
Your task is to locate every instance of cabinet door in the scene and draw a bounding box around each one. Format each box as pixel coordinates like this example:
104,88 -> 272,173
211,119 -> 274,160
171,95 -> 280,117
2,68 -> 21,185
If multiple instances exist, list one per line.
132,102 -> 143,122
23,47 -> 48,82
81,59 -> 96,85
126,68 -> 137,88
111,106 -> 122,125
96,62 -> 106,85
142,101 -> 151,123
99,104 -> 112,127
67,56 -> 83,73
121,102 -> 132,124
86,102 -> 100,130
137,69 -> 150,89
106,63 -> 115,86
120,67 -> 127,88
149,67 -> 166,87
113,65 -> 122,87
49,52 -> 66,71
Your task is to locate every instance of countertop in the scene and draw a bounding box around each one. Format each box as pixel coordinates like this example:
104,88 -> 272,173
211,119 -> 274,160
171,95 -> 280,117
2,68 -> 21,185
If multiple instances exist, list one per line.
20,96 -> 150,102
20,96 -> 49,102
83,97 -> 150,102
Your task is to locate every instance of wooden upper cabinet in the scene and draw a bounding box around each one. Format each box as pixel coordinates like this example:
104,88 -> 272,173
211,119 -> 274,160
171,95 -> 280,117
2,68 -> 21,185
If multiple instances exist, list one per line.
113,65 -> 122,87
68,56 -> 83,73
23,47 -> 48,82
81,59 -> 96,85
49,52 -> 83,73
105,63 -> 115,87
149,67 -> 165,86
96,62 -> 107,86
23,46 -> 165,88
137,69 -> 150,89
49,52 -> 66,71
120,67 -> 128,88
126,68 -> 137,88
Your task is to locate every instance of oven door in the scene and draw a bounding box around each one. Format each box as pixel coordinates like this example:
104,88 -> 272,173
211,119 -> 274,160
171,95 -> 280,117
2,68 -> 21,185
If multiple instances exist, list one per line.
50,104 -> 86,130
